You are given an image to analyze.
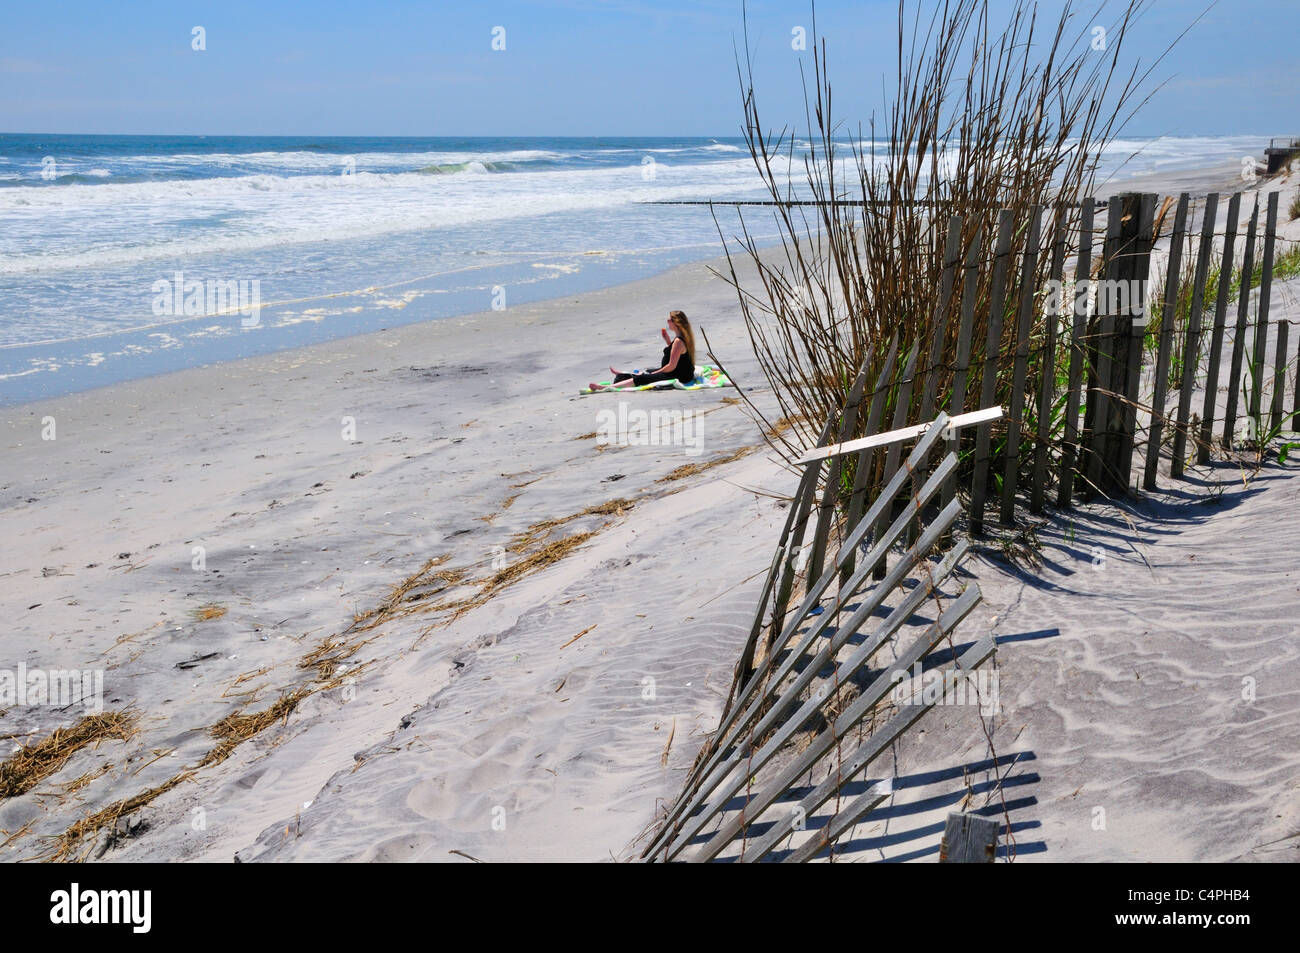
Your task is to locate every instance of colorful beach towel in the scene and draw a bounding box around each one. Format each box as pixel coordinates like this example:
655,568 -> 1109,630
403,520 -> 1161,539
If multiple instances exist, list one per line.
578,364 -> 732,396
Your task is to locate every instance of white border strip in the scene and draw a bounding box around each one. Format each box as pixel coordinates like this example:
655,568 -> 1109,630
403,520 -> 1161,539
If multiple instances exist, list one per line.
794,406 -> 1005,465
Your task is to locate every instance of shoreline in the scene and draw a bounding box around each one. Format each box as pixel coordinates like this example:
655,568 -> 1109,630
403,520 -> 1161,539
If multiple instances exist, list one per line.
0,157 -> 1249,409
0,239 -> 768,408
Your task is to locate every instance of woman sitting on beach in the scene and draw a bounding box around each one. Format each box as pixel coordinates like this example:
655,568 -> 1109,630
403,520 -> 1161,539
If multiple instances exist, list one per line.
591,310 -> 697,391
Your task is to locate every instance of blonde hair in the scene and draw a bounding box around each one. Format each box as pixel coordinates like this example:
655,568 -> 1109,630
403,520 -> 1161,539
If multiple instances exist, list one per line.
669,310 -> 696,363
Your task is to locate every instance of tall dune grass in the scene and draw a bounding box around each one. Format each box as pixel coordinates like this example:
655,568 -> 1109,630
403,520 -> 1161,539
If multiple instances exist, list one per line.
715,0 -> 1179,506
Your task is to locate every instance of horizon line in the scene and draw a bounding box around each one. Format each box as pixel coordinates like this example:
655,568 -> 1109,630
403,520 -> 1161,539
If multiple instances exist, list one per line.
0,130 -> 1277,141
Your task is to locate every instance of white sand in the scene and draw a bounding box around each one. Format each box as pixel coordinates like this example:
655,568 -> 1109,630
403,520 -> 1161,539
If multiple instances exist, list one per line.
2,160 -> 1298,863
1,254 -> 797,862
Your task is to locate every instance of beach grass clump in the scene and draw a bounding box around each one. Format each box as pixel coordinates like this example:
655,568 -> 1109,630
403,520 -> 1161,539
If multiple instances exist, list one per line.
192,603 -> 227,622
0,712 -> 135,799
716,0 -> 1168,510
1265,240 -> 1300,285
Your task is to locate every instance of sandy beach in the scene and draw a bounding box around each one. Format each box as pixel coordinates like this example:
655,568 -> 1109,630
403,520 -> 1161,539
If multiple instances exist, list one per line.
0,247 -> 790,861
3,156 -> 1299,864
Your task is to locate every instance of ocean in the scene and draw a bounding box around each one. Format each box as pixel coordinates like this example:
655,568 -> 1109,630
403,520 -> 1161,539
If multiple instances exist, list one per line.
0,133 -> 1267,404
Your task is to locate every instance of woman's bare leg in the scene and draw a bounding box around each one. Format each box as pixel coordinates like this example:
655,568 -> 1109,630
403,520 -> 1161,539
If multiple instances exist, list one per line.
589,379 -> 634,391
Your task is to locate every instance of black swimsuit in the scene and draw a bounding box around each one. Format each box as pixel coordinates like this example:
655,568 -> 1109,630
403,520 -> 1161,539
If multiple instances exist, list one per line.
614,336 -> 695,387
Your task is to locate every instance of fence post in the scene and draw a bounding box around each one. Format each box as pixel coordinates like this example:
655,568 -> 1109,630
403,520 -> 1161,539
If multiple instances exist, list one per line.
1086,194 -> 1150,497
1143,194 -> 1189,489
1258,192 -> 1281,434
1084,196 -> 1122,496
1113,193 -> 1157,492
939,812 -> 1000,863
1171,193 -> 1219,479
1058,199 -> 1095,507
1223,196 -> 1260,448
1198,192 -> 1242,463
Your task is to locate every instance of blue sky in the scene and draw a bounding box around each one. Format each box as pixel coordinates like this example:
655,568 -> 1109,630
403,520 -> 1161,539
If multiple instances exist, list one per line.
1,0 -> 1294,137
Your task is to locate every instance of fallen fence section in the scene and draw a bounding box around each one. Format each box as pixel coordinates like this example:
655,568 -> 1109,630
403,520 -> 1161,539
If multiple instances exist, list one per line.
642,411 -> 1001,863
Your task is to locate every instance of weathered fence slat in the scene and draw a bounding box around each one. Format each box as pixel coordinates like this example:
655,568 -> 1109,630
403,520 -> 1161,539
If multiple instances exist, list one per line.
656,495 -> 967,861
752,632 -> 997,864
643,416 -> 962,856
1256,192 -> 1281,431
1271,319 -> 1290,433
1171,193 -> 1219,478
1143,193 -> 1190,488
806,362 -> 871,584
1114,193 -> 1157,491
841,334 -> 900,585
781,638 -> 997,864
1001,206 -> 1042,523
970,209 -> 1017,535
1198,192 -> 1242,464
910,220 -> 961,548
1250,314 -> 1269,427
685,579 -> 982,862
1250,193 -> 1279,422
762,415 -> 839,679
943,226 -> 984,513
796,407 -> 1003,465
1223,196 -> 1261,447
1032,214 -> 1068,513
1084,196 -> 1124,495
1058,199 -> 1096,506
1293,344 -> 1300,422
